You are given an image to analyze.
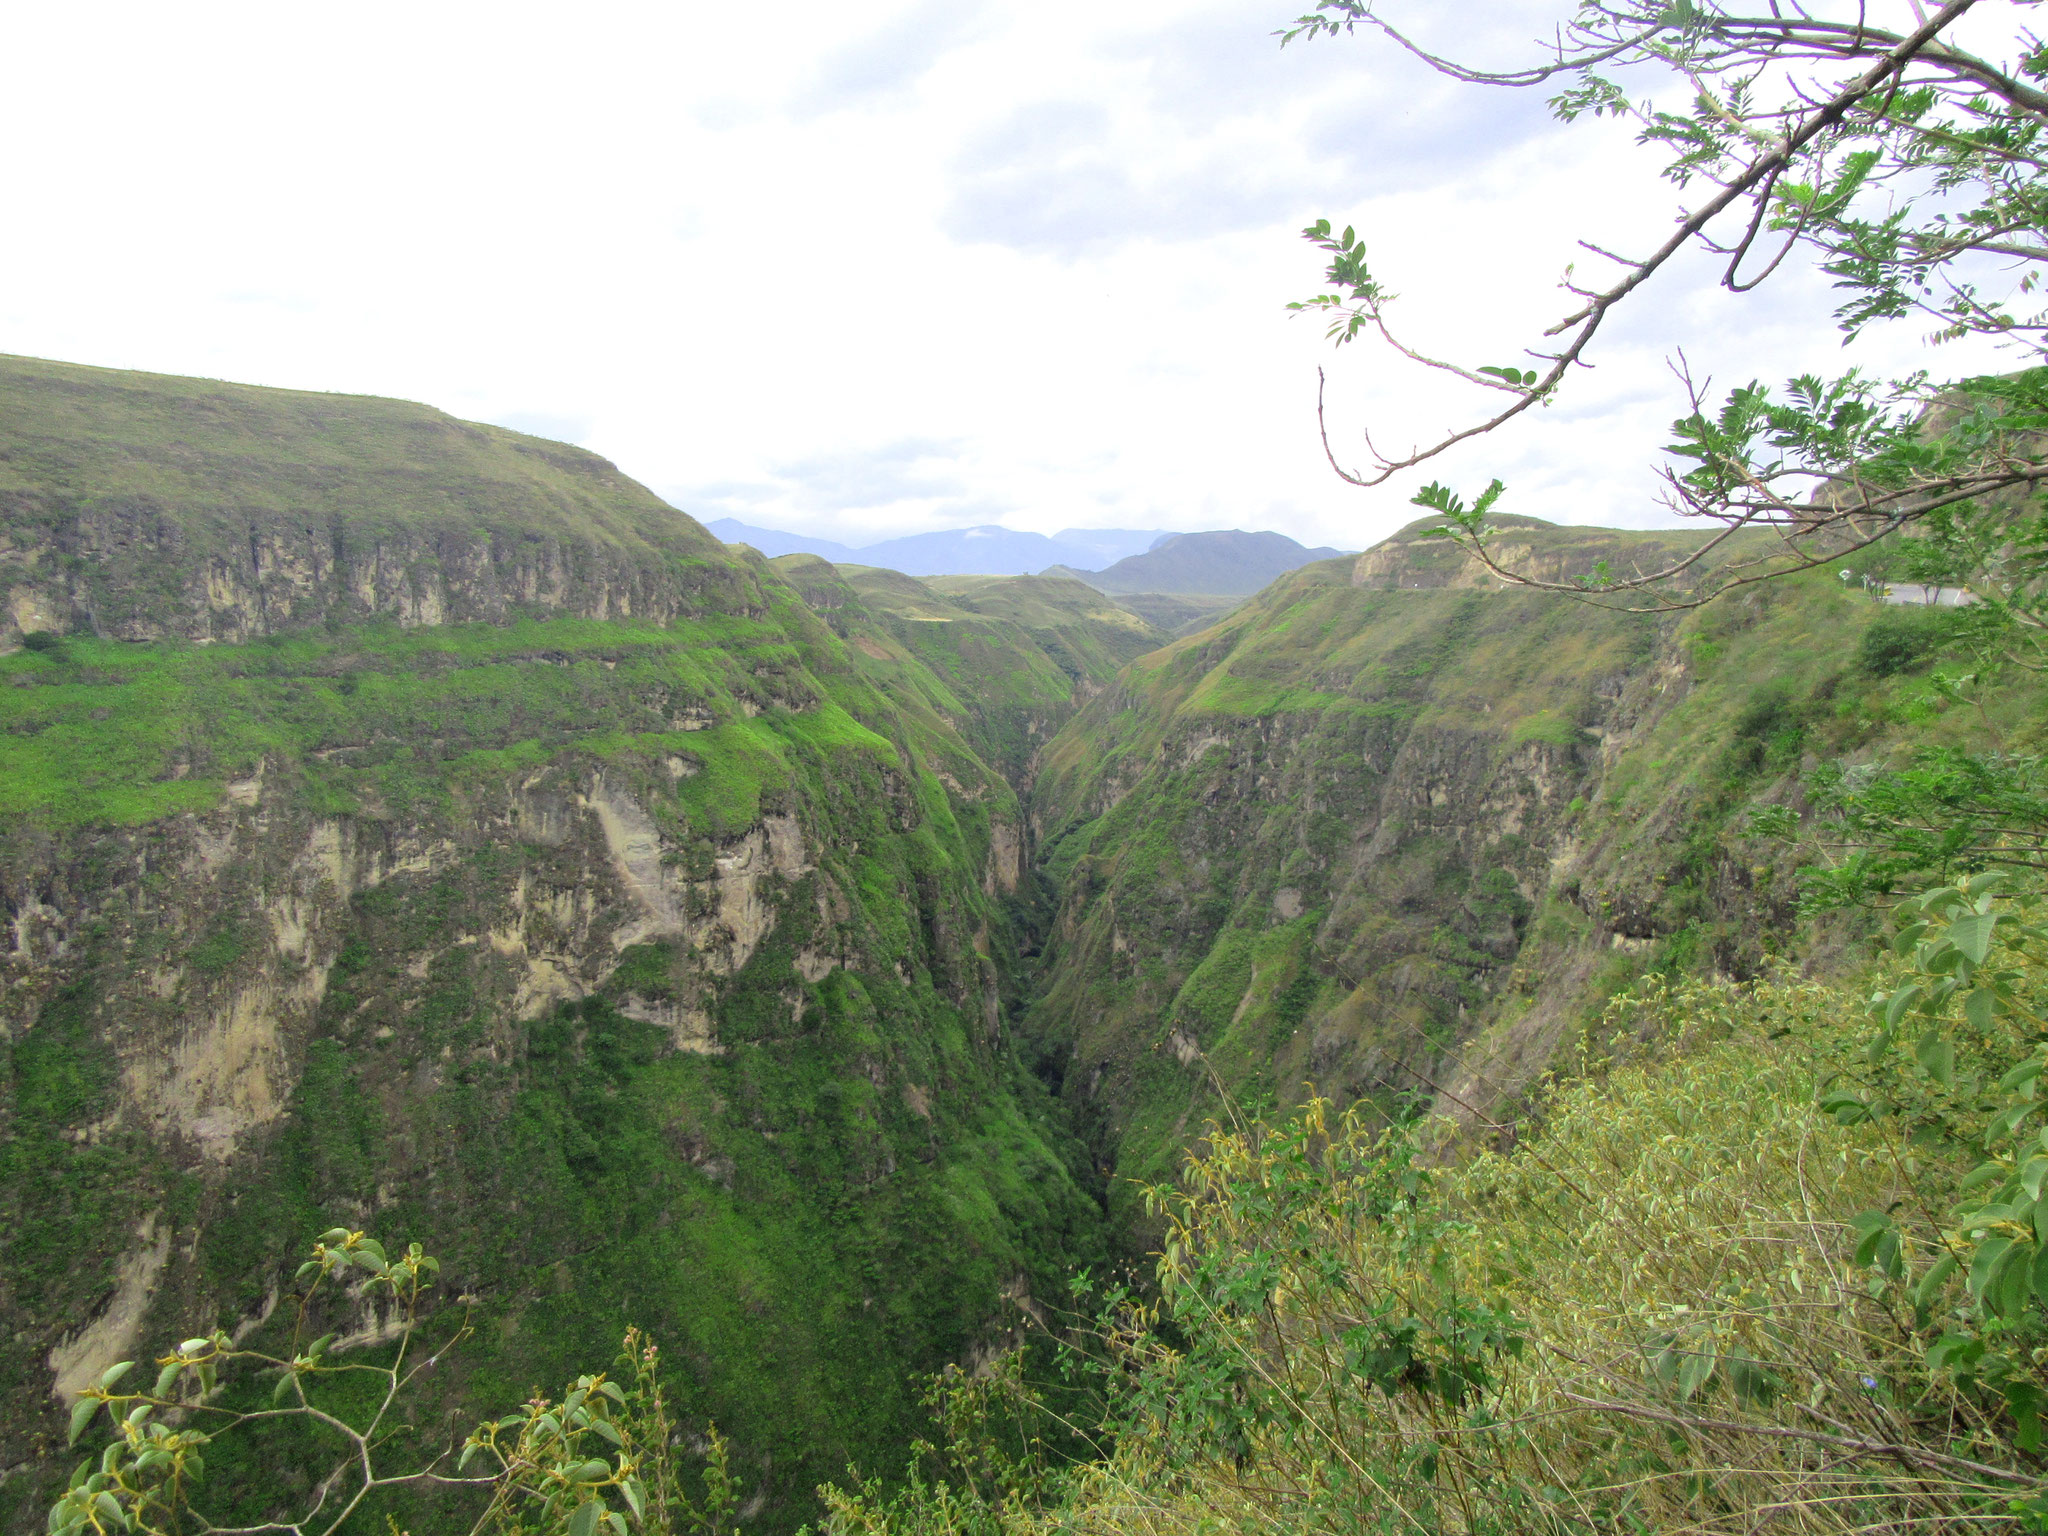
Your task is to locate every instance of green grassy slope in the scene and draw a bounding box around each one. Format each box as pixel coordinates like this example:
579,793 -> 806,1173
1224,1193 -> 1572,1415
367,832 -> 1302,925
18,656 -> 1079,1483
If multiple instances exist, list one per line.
0,352 -> 716,551
0,362 -> 1105,1534
0,353 -> 733,642
769,559 -> 1166,782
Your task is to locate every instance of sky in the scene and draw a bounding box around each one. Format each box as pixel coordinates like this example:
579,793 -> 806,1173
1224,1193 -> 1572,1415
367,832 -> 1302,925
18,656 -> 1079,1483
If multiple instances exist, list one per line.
0,1 -> 2026,551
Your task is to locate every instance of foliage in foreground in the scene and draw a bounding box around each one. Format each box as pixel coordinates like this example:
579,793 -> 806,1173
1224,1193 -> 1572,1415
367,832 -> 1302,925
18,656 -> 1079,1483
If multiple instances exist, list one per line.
823,920 -> 2048,1535
50,1231 -> 739,1536
1289,0 -> 2048,608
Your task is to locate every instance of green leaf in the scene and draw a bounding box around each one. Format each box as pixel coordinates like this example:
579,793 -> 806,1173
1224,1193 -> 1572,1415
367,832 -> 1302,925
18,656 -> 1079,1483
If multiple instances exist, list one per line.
1915,1252 -> 1959,1310
1970,1234 -> 2015,1300
67,1399 -> 97,1447
97,1363 -> 134,1393
1727,1352 -> 1780,1405
1996,1239 -> 2035,1317
1677,1342 -> 1716,1400
1885,984 -> 1925,1029
1821,1089 -> 1873,1123
621,1477 -> 645,1522
2009,1381 -> 2044,1453
2000,1055 -> 2045,1093
1989,1103 -> 2038,1144
605,1515 -> 628,1536
568,1502 -> 602,1536
1961,1160 -> 2007,1194
153,1363 -> 181,1398
1965,986 -> 1997,1032
1949,912 -> 1998,964
1852,1211 -> 1893,1267
2022,1158 -> 2048,1203
1916,1027 -> 1955,1087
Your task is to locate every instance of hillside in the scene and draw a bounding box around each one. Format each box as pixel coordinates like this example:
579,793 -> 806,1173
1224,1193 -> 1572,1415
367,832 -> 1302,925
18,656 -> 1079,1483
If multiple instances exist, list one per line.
1020,523 -> 2046,1221
0,354 -> 737,644
0,359 -> 1110,1532
762,561 -> 1163,783
1059,529 -> 1347,598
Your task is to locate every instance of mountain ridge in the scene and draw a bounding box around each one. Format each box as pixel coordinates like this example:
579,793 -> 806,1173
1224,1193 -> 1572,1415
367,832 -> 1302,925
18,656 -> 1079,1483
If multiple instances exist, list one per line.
1054,528 -> 1350,597
705,519 -> 1176,577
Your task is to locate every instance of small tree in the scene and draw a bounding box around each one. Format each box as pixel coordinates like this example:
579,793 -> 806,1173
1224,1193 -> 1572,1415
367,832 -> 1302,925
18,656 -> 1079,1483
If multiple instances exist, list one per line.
48,1229 -> 737,1536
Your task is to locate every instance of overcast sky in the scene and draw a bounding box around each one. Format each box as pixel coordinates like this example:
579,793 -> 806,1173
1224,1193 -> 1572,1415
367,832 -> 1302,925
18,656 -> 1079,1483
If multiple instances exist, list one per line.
0,2 -> 2024,550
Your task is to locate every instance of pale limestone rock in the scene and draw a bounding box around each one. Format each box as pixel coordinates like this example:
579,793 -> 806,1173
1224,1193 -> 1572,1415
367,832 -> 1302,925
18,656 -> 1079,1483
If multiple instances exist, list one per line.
46,1217 -> 171,1402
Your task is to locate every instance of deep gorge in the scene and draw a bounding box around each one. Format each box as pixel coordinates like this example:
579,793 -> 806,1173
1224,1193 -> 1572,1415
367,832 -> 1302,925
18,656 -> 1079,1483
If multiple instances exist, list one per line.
1,354 -> 2027,1533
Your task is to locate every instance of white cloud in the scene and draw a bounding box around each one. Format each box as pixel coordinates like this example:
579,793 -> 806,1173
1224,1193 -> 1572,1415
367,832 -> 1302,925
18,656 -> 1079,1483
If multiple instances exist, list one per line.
0,0 -> 2024,553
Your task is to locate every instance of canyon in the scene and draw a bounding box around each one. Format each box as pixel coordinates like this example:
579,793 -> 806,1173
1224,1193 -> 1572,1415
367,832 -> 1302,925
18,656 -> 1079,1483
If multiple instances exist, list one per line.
0,355 -> 1973,1531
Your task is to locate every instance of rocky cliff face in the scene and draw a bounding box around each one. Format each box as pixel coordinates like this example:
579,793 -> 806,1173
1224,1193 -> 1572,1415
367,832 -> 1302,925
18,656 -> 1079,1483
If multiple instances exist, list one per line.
1018,531 -> 1989,1220
0,358 -> 1109,1531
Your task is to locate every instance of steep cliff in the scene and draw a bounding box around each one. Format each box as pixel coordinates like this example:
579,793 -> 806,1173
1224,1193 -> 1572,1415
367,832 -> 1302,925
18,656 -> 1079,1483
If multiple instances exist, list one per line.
0,358 -> 1107,1529
1020,519 -> 2045,1220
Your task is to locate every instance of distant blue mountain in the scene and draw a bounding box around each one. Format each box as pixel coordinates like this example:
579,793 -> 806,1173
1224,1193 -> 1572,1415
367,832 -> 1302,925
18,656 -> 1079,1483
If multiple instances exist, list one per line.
704,519 -> 1176,577
703,519 -> 860,561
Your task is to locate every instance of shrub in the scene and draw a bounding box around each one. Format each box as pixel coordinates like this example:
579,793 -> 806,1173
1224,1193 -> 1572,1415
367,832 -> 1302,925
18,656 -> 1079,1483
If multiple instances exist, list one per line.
1859,607 -> 1961,677
19,630 -> 69,660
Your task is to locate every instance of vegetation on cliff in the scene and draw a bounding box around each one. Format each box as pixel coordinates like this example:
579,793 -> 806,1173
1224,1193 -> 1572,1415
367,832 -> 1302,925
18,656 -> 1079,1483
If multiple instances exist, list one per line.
0,359 -> 1137,1533
1016,518 -> 2041,1228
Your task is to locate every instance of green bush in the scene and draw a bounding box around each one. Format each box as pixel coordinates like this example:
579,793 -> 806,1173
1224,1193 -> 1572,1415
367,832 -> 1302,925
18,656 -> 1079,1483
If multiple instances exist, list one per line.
19,630 -> 69,661
1859,606 -> 1962,677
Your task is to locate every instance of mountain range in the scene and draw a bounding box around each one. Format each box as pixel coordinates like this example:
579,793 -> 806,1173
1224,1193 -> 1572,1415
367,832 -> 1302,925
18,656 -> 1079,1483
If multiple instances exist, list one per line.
704,518 -> 1350,593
